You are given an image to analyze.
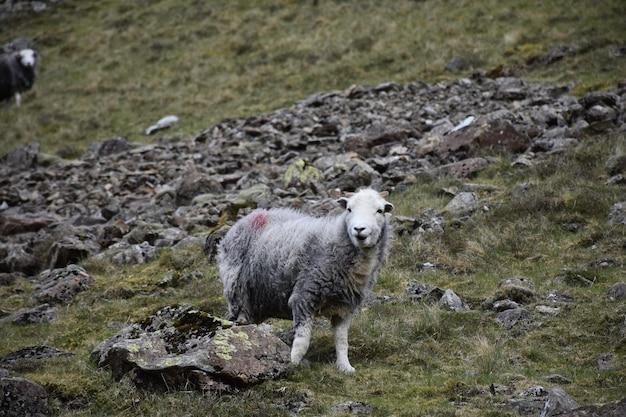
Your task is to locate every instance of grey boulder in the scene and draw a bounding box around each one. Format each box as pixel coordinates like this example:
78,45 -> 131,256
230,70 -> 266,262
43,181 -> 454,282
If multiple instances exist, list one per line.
91,305 -> 291,392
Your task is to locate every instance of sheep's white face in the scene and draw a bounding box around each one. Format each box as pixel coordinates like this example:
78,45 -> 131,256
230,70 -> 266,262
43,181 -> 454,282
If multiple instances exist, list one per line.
18,49 -> 37,67
338,189 -> 393,249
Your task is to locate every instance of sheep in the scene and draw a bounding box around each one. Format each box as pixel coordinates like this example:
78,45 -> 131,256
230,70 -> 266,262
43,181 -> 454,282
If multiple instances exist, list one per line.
217,188 -> 393,373
0,48 -> 38,106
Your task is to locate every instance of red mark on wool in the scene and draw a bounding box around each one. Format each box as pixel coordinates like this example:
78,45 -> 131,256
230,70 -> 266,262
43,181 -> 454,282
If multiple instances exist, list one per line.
251,212 -> 269,230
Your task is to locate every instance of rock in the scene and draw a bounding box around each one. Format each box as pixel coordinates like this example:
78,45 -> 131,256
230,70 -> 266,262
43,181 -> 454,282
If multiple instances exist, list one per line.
539,387 -> 579,416
444,192 -> 479,216
446,57 -> 468,72
554,271 -> 594,287
585,105 -> 616,123
494,77 -> 527,101
145,115 -> 179,135
0,243 -> 40,274
330,400 -> 373,415
176,169 -> 223,206
439,289 -> 467,311
0,376 -> 49,417
437,157 -> 490,178
0,272 -> 23,286
327,158 -> 379,192
508,386 -> 578,416
606,154 -> 626,176
597,353 -> 617,371
125,221 -> 163,245
435,118 -> 530,158
555,398 -> 626,417
0,143 -> 39,171
284,159 -> 322,188
608,202 -> 626,225
607,174 -> 626,185
0,212 -> 58,236
91,305 -> 290,392
0,304 -> 56,325
495,277 -> 536,304
406,281 -> 445,303
580,91 -> 619,108
491,299 -> 520,312
33,265 -> 91,305
607,282 -> 626,301
86,136 -> 133,158
496,308 -> 531,329
95,241 -> 156,265
47,229 -> 100,269
545,374 -> 571,384
0,346 -> 72,370
535,305 -> 561,316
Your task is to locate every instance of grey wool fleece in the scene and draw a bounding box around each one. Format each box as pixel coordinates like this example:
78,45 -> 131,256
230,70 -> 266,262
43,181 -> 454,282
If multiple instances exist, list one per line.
217,188 -> 393,373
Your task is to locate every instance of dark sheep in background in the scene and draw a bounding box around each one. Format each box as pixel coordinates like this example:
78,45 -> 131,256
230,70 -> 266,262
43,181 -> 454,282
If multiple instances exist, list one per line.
0,47 -> 38,106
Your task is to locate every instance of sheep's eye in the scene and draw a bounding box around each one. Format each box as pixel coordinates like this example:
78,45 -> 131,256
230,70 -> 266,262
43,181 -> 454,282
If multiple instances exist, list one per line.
347,208 -> 352,213
376,209 -> 383,214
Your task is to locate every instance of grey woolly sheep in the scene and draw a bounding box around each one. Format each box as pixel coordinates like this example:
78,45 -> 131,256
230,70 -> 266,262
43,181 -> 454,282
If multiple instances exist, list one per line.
217,188 -> 393,373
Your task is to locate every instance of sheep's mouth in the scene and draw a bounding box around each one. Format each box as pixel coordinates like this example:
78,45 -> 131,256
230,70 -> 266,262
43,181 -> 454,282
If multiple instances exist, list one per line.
356,235 -> 367,241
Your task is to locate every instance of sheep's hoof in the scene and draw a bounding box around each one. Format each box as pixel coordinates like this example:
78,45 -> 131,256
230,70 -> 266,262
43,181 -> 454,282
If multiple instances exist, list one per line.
337,363 -> 356,374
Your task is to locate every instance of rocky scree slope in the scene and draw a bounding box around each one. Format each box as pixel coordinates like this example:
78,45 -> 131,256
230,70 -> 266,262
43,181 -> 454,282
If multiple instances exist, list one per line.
1,75 -> 625,279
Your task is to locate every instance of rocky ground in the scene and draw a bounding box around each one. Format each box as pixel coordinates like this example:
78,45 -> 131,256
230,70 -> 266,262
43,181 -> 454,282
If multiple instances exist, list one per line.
1,76 -> 626,415
1,76 -> 624,276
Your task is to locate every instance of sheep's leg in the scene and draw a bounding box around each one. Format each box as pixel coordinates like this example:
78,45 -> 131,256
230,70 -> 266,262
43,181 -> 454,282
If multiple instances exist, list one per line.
14,93 -> 21,107
332,315 -> 355,374
290,319 -> 312,365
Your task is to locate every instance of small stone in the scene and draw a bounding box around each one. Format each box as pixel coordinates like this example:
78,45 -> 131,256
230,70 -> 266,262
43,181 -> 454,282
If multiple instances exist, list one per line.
406,281 -> 445,303
609,202 -> 626,225
437,158 -> 490,179
444,192 -> 479,216
607,174 -> 626,185
606,154 -> 626,176
554,272 -> 594,287
597,353 -> 617,371
607,282 -> 626,301
331,400 -> 373,415
535,305 -> 561,316
585,104 -> 616,123
0,376 -> 49,417
0,304 -> 56,325
492,299 -> 520,312
446,57 -> 468,72
545,374 -> 572,384
496,277 -> 536,304
496,308 -> 531,329
33,264 -> 91,305
439,289 -> 467,311
0,346 -> 72,370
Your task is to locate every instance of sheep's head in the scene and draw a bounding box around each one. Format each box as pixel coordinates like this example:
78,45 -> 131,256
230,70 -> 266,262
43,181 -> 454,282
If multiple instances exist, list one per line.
18,49 -> 37,68
338,189 -> 393,249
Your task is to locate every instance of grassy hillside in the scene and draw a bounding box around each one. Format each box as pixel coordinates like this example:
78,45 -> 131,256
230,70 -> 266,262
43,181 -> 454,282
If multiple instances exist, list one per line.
2,133 -> 625,416
1,1 -> 625,416
1,0 -> 625,156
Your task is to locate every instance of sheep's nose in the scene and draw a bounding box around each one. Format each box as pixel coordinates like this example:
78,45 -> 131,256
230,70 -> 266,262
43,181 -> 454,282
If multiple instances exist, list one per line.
353,226 -> 366,234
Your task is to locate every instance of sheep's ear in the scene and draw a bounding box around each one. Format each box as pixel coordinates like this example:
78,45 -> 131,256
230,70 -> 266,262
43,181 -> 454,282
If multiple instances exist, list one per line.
384,202 -> 394,213
337,197 -> 349,208
379,191 -> 389,198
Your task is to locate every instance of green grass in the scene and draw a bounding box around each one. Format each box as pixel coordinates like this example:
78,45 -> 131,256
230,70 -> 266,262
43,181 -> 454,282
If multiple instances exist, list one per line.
2,134 -> 625,416
1,0 -> 625,156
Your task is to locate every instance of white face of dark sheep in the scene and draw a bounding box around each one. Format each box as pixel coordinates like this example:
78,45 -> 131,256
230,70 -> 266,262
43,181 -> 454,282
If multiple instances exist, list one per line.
18,49 -> 37,67
338,189 -> 393,249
